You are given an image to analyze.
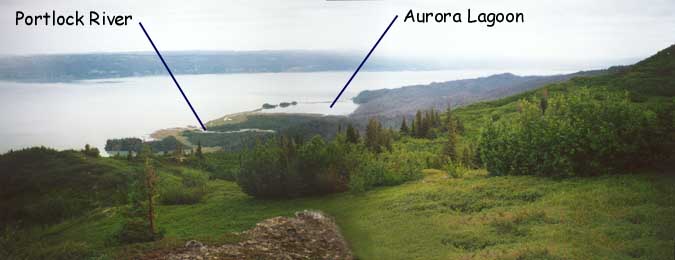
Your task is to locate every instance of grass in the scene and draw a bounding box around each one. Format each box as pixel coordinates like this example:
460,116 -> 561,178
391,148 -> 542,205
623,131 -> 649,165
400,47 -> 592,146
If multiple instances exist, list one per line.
19,168 -> 675,260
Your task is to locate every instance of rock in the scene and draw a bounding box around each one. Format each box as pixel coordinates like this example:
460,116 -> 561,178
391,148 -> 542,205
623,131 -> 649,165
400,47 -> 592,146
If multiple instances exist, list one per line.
143,210 -> 353,260
185,240 -> 205,249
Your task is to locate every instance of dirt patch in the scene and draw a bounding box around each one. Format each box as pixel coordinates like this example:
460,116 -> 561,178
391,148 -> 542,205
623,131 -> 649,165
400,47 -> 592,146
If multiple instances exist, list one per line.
144,210 -> 353,260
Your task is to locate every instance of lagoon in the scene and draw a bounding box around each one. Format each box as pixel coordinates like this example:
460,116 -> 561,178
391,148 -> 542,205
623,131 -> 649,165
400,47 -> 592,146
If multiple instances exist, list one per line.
0,69 -> 571,153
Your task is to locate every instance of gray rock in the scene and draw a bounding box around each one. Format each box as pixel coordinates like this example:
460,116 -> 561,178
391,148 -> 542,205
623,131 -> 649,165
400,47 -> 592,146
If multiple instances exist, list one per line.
185,240 -> 204,249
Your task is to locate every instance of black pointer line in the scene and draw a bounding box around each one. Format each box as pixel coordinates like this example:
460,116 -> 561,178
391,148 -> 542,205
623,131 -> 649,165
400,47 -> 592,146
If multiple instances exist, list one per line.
139,22 -> 207,131
330,15 -> 398,108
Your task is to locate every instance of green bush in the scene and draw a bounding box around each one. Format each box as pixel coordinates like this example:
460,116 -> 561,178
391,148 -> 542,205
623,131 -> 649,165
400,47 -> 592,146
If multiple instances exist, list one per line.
238,135 -> 351,198
445,160 -> 468,178
479,88 -> 664,177
348,146 -> 425,192
159,185 -> 206,205
349,153 -> 387,192
185,152 -> 240,181
1,226 -> 99,260
238,130 -> 427,198
112,217 -> 163,244
159,169 -> 208,205
180,169 -> 209,188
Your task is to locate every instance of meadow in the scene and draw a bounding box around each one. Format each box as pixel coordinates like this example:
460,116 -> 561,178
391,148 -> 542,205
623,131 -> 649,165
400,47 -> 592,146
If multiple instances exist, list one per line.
8,166 -> 673,259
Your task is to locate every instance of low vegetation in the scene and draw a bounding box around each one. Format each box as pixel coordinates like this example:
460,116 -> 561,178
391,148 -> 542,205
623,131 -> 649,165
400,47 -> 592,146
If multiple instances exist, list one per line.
480,87 -> 672,177
2,169 -> 673,259
1,44 -> 674,259
237,119 -> 422,198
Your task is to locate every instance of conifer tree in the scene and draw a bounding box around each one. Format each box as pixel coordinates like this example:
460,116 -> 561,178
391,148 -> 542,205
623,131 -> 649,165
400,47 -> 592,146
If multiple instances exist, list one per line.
346,124 -> 360,144
143,158 -> 158,235
421,111 -> 431,137
540,88 -> 549,115
444,106 -> 454,131
443,116 -> 459,162
173,142 -> 184,162
434,109 -> 442,128
381,128 -> 393,151
400,117 -> 409,135
415,111 -> 423,137
455,117 -> 465,135
115,145 -> 161,243
196,141 -> 204,159
365,118 -> 393,153
462,146 -> 473,168
366,118 -> 381,152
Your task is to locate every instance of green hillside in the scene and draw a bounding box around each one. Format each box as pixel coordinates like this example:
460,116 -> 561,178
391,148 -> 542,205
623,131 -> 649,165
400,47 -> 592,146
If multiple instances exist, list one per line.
455,44 -> 675,138
5,167 -> 674,259
1,44 -> 674,259
0,147 -> 133,226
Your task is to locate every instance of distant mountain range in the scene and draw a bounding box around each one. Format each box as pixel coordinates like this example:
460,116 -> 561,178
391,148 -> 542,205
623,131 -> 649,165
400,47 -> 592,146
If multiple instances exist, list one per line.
0,51 -> 436,82
350,69 -> 611,119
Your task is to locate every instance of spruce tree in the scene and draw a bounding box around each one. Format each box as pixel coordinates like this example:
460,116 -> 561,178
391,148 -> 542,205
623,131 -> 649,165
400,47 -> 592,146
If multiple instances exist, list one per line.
143,158 -> 158,235
462,146 -> 472,168
411,119 -> 417,137
366,118 -> 381,152
415,111 -> 423,138
115,146 -> 160,243
421,111 -> 431,138
173,142 -> 184,162
455,117 -> 465,135
540,88 -> 549,115
196,141 -> 204,159
400,117 -> 409,135
443,117 -> 459,162
346,124 -> 360,144
365,118 -> 392,153
444,106 -> 454,131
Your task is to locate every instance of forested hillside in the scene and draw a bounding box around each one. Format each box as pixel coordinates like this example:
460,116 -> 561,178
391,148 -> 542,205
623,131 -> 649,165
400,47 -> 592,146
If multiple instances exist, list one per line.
0,51 -> 429,82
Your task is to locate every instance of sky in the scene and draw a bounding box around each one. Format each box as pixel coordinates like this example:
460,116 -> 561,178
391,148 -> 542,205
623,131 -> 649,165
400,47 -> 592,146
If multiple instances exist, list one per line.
2,0 -> 675,70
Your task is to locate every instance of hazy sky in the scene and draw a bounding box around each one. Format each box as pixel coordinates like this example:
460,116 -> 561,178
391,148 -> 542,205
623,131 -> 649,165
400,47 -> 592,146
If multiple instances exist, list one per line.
2,0 -> 674,69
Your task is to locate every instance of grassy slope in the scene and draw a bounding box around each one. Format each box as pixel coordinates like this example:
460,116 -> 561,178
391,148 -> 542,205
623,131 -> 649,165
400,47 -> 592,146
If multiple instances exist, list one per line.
454,44 -> 675,137
7,45 -> 675,259
37,168 -> 675,259
0,148 -> 136,226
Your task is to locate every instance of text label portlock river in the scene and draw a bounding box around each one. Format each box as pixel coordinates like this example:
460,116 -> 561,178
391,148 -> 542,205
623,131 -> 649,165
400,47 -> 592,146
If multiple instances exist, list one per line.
16,10 -> 132,26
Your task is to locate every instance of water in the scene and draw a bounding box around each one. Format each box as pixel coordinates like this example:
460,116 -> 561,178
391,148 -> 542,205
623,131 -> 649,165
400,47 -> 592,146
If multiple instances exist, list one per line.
0,69 -> 573,153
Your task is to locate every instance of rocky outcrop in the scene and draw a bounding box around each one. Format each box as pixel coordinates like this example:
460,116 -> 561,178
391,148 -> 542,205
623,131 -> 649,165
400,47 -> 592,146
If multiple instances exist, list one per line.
146,210 -> 353,260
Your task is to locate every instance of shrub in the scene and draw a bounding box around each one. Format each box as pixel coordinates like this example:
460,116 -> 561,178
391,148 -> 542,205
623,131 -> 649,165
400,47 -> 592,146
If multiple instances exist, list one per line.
238,135 -> 354,198
159,170 -> 208,205
112,217 -> 163,244
159,185 -> 206,205
348,146 -> 424,192
479,88 -> 662,177
29,241 -> 96,260
180,169 -> 209,188
24,195 -> 87,223
82,144 -> 100,157
445,160 -> 468,178
349,153 -> 387,192
238,133 -> 425,198
185,152 -> 240,181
